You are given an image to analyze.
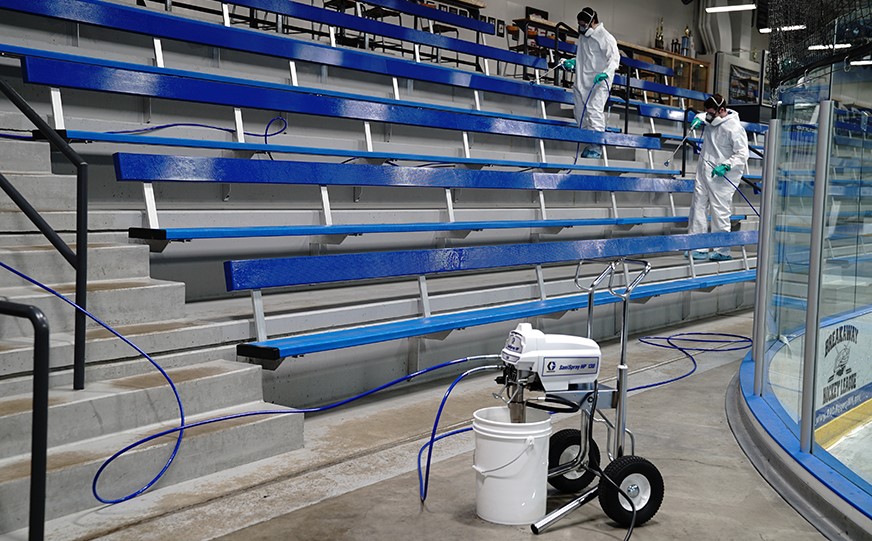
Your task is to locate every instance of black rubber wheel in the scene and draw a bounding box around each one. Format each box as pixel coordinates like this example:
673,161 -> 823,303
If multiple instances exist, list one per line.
598,455 -> 664,527
547,429 -> 600,493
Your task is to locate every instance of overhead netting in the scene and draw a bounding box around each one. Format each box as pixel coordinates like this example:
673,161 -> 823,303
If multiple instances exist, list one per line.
767,0 -> 872,86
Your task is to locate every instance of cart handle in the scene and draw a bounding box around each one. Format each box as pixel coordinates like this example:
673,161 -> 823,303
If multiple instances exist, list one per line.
574,260 -> 615,339
607,258 -> 652,300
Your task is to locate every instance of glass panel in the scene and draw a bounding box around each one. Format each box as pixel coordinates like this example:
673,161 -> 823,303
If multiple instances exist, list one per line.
812,62 -> 872,492
762,68 -> 830,428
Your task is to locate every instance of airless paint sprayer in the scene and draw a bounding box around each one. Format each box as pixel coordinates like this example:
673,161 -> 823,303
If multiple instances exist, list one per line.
474,258 -> 665,535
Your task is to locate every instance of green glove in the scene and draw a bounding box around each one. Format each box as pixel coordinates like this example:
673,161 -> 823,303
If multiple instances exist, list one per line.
711,163 -> 731,178
561,58 -> 576,70
690,117 -> 704,130
593,72 -> 609,84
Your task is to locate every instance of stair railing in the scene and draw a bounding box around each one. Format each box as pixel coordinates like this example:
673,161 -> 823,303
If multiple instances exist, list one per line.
0,301 -> 49,541
0,79 -> 88,390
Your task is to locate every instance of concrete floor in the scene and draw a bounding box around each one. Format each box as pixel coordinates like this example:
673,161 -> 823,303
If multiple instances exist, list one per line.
32,310 -> 825,540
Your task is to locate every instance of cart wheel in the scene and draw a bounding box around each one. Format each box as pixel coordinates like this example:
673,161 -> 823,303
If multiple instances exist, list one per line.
547,429 -> 600,493
598,455 -> 664,527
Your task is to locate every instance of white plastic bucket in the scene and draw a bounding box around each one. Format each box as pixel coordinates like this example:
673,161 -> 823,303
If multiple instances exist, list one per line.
472,406 -> 552,525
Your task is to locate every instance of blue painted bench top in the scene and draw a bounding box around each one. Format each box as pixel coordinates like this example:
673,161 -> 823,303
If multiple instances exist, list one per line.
114,152 -> 742,242
0,0 -> 570,104
227,0 -> 540,66
612,75 -> 708,102
226,231 -> 757,289
130,214 -> 748,241
21,55 -> 658,149
74,130 -> 681,176
113,153 -> 685,190
225,230 -> 758,360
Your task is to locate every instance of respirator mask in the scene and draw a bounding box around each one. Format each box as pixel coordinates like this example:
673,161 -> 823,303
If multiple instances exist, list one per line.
705,96 -> 726,123
578,9 -> 595,37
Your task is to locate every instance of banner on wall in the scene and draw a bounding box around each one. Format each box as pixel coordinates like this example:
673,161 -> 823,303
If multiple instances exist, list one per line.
815,317 -> 872,428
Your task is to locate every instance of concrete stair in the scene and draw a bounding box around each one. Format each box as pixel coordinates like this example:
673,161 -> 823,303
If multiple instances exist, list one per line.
0,361 -> 303,532
0,110 -> 304,537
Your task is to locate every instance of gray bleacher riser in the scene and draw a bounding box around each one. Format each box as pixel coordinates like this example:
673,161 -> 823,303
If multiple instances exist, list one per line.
0,243 -> 150,288
0,140 -> 51,174
0,209 -> 143,232
0,231 -> 130,246
0,174 -> 79,212
0,278 -> 185,338
0,404 -> 303,534
0,359 -> 267,459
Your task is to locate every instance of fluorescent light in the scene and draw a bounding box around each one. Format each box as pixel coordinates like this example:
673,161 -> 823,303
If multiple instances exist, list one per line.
808,43 -> 852,50
760,25 -> 807,33
851,60 -> 872,66
706,4 -> 756,13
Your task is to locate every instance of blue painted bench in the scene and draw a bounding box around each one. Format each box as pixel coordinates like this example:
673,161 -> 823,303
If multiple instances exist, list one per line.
534,38 -> 675,78
0,0 -> 571,105
114,152 -> 746,248
317,0 -> 495,34
224,0 -> 539,67
224,230 -> 758,366
10,46 -> 679,177
19,54 -> 658,151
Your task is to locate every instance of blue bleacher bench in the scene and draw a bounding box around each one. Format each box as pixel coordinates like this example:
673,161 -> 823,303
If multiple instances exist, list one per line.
226,0 -> 540,67
534,38 -> 675,78
20,54 -> 658,150
114,152 -> 745,246
315,0 -> 495,34
225,231 -> 758,365
0,0 -> 571,104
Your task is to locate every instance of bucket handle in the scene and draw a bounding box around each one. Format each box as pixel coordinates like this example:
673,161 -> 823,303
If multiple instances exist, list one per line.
472,436 -> 535,477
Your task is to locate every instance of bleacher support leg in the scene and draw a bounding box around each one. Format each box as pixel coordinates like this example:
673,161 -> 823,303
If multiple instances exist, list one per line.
251,290 -> 267,342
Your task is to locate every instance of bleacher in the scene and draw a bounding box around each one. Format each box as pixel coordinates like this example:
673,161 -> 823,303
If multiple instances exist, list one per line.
0,0 -> 772,530
0,0 -> 763,349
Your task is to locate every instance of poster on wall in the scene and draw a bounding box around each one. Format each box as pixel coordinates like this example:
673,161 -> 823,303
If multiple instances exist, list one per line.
728,65 -> 760,105
815,314 -> 872,428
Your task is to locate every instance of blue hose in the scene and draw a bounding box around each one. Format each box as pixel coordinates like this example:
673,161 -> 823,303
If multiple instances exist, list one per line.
573,78 -> 612,165
418,364 -> 501,502
0,260 -> 492,504
108,117 -> 288,142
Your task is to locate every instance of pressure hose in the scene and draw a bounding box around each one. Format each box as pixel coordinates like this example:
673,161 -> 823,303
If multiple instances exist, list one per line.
0,260 -> 495,504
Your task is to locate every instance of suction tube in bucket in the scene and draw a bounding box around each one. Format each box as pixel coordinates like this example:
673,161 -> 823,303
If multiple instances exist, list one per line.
473,406 -> 552,525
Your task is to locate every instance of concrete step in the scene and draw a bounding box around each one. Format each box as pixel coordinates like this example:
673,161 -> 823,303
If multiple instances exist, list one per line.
0,315 -> 247,384
0,359 -> 266,460
0,209 -> 142,233
0,277 -> 185,338
0,401 -> 303,534
0,173 -> 78,211
0,111 -> 39,132
0,242 -> 150,288
0,140 -> 51,173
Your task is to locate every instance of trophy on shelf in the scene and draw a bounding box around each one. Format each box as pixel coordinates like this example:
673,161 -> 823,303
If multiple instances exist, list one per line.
654,17 -> 664,50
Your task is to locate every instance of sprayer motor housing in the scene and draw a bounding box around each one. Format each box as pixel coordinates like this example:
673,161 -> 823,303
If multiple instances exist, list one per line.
500,323 -> 602,392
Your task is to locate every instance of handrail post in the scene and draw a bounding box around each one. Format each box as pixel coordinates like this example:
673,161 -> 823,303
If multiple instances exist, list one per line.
0,301 -> 50,541
74,162 -> 88,390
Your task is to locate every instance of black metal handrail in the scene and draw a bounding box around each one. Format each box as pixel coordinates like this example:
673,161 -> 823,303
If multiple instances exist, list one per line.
0,79 -> 88,390
0,301 -> 49,541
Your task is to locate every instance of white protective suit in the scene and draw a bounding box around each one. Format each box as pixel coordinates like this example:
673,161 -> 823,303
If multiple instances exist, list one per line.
689,109 -> 749,256
573,24 -> 620,134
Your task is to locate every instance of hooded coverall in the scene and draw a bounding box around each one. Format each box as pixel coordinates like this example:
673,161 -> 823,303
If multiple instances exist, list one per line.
573,24 -> 620,141
689,109 -> 749,257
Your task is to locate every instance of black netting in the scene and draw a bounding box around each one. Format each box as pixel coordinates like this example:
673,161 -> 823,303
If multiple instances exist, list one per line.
768,0 -> 872,86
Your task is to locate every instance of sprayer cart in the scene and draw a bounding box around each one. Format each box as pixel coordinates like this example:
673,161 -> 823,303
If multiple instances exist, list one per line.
495,258 -> 665,534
